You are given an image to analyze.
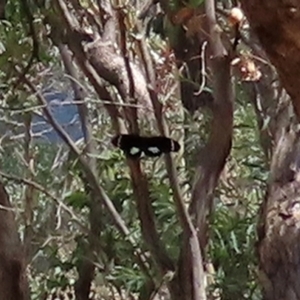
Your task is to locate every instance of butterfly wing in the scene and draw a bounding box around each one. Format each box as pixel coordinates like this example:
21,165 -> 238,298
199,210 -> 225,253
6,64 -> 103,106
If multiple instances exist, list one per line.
143,146 -> 162,157
112,134 -> 180,158
142,136 -> 180,157
112,134 -> 143,159
124,146 -> 142,158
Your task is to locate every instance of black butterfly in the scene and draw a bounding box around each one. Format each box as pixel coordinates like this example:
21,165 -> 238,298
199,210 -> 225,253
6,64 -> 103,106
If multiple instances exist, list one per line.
111,134 -> 180,158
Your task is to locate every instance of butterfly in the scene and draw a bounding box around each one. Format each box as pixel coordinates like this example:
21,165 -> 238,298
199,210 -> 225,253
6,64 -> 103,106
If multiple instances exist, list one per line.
111,134 -> 180,158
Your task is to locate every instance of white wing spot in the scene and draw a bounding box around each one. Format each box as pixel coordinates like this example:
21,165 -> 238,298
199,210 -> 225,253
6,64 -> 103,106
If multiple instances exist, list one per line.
148,147 -> 160,154
130,147 -> 140,155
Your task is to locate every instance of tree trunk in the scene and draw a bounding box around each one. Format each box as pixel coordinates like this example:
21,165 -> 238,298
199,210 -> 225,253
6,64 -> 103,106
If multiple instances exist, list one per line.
241,0 -> 300,119
0,182 -> 29,300
240,1 -> 300,299
257,124 -> 300,300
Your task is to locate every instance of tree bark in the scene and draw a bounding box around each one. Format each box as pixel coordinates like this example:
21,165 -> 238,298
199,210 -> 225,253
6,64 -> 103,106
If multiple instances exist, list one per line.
174,1 -> 234,299
240,1 -> 300,299
241,0 -> 300,119
0,182 -> 29,300
257,124 -> 300,300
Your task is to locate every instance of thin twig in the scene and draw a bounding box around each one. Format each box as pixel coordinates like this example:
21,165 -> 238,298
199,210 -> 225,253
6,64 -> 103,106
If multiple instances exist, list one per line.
59,41 -> 102,298
0,170 -> 88,233
52,0 -> 162,283
194,41 -> 208,96
19,66 -> 151,278
116,7 -> 138,133
0,97 -> 151,115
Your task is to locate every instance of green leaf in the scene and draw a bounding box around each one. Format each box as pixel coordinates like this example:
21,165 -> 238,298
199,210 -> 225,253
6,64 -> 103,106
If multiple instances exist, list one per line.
64,191 -> 88,209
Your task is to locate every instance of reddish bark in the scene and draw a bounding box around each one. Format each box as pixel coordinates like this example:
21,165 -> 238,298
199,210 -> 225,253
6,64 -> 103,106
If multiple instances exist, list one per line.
241,0 -> 300,119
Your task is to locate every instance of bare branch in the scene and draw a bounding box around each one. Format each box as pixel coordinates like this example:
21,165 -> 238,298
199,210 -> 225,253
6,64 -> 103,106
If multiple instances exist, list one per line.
147,86 -> 206,299
135,19 -> 206,299
58,43 -> 95,161
58,42 -> 101,299
19,72 -> 150,277
85,39 -> 153,123
54,0 -> 153,123
64,44 -> 125,133
190,0 -> 233,249
99,0 -> 117,42
205,0 -> 227,57
52,0 -> 173,277
22,114 -> 36,263
129,160 -> 175,273
116,8 -> 138,133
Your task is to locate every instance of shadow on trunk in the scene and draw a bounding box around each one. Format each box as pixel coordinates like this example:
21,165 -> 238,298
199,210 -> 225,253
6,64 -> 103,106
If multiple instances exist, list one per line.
0,182 -> 29,300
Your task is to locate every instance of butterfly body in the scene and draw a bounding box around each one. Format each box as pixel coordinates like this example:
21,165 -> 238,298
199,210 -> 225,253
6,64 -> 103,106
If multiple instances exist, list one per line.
111,134 -> 180,158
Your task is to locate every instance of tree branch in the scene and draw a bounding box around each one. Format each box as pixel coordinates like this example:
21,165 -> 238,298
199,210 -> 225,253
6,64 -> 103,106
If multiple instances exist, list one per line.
20,72 -> 151,278
85,39 -> 152,123
53,0 -> 173,277
181,0 -> 234,298
0,170 -> 88,234
190,0 -> 233,250
54,0 -> 153,123
135,19 -> 206,299
58,42 -> 102,300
